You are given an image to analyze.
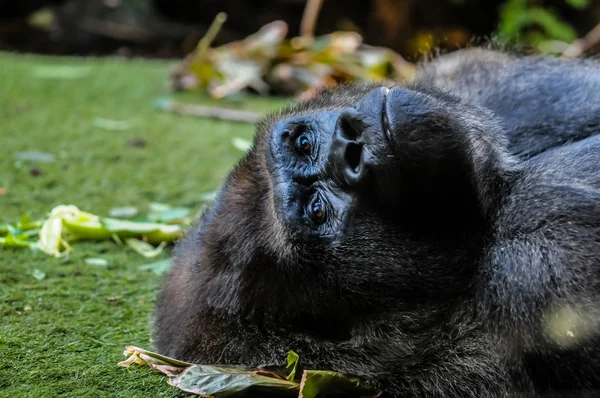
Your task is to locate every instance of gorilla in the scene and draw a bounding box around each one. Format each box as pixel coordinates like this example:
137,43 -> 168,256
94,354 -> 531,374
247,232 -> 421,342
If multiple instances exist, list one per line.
153,49 -> 600,397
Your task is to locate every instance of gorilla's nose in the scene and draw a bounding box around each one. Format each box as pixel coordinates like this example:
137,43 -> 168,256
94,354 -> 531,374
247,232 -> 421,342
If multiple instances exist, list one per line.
328,110 -> 369,187
328,87 -> 387,187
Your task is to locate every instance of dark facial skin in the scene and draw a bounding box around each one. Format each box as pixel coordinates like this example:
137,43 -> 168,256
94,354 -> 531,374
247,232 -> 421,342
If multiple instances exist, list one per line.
154,51 -> 600,397
266,85 -> 497,236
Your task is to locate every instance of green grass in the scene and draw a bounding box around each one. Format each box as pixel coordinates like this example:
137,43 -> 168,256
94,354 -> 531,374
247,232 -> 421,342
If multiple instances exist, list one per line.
0,52 -> 287,397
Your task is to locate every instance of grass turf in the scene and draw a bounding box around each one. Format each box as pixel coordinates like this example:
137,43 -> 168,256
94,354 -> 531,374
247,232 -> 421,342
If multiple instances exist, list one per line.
0,52 -> 286,397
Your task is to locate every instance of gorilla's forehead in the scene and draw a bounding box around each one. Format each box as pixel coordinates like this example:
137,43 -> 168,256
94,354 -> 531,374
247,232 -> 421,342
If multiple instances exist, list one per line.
255,83 -> 384,140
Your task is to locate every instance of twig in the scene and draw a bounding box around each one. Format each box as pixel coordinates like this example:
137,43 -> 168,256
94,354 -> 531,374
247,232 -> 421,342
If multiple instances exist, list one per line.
196,13 -> 227,58
155,99 -> 263,124
562,22 -> 600,58
300,0 -> 324,38
79,18 -> 154,42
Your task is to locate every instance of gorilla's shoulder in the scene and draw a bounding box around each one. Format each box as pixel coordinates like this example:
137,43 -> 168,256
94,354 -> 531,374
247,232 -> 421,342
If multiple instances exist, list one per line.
493,134 -> 600,244
418,48 -> 600,159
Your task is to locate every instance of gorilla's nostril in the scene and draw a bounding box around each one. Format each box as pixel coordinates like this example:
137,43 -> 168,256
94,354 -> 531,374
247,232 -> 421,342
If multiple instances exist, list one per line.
340,118 -> 361,140
345,143 -> 363,171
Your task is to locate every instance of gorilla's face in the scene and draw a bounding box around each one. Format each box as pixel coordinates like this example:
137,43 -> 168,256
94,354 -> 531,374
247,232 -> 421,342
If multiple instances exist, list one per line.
262,85 -> 466,243
264,87 -> 393,241
195,83 -> 507,328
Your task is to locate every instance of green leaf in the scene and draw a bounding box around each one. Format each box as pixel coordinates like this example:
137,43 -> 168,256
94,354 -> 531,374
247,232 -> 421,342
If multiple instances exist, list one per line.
14,151 -> 56,163
119,346 -> 379,397
286,350 -> 299,381
92,117 -> 135,131
565,0 -> 590,9
125,238 -> 166,258
200,191 -> 219,202
529,7 -> 578,42
85,258 -> 108,266
119,346 -> 195,368
118,346 -> 297,396
232,137 -> 252,152
147,203 -> 190,223
100,218 -> 182,244
37,205 -> 183,257
31,269 -> 46,281
138,259 -> 172,275
170,364 -> 298,397
299,370 -> 376,398
108,207 -> 139,218
0,233 -> 37,249
101,218 -> 167,234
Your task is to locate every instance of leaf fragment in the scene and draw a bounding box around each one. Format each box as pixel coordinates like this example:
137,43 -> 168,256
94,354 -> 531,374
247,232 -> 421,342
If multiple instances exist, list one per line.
37,205 -> 183,257
92,117 -> 135,131
170,364 -> 298,397
125,238 -> 166,258
119,345 -> 195,368
147,203 -> 191,223
108,207 -> 139,218
31,269 -> 46,281
118,347 -> 378,397
85,258 -> 108,266
14,151 -> 56,163
232,137 -> 252,152
170,19 -> 415,98
286,350 -> 299,381
0,233 -> 38,249
138,259 -> 172,275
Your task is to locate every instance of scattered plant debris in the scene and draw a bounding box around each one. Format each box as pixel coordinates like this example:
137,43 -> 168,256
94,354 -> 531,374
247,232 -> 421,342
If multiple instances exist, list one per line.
85,258 -> 109,266
126,138 -> 147,148
118,346 -> 379,398
232,137 -> 252,152
108,206 -> 139,218
0,202 -> 202,258
31,269 -> 46,281
29,167 -> 43,177
170,14 -> 415,99
155,98 -> 263,124
138,259 -> 172,275
92,117 -> 135,131
15,151 -> 56,163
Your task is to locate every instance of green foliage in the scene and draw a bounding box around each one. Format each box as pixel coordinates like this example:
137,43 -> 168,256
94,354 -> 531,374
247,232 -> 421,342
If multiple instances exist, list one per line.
565,0 -> 590,9
497,0 -> 589,49
119,347 -> 377,397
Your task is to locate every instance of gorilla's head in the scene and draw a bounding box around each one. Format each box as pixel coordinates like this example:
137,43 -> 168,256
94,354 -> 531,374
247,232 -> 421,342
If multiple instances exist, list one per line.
177,83 -> 511,337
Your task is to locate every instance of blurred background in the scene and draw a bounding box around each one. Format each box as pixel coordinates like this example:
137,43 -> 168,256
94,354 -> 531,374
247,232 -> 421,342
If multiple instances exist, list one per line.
2,0 -> 600,60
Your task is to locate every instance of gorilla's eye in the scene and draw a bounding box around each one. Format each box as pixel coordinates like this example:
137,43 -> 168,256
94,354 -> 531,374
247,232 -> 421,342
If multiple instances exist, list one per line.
295,135 -> 312,155
308,196 -> 326,225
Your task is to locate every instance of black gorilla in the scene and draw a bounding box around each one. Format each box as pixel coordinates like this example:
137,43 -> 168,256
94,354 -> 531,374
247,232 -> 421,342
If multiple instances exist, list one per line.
153,49 -> 600,397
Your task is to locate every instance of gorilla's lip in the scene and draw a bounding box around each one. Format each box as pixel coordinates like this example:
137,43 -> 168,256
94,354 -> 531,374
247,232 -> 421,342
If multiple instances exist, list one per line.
381,87 -> 395,151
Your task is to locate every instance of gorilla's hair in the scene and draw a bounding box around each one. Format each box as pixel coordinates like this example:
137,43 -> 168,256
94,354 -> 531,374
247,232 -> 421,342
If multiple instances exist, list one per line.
154,49 -> 600,397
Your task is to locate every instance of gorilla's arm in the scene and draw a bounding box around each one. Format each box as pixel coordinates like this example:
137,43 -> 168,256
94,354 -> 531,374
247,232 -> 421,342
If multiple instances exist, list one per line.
156,282 -> 525,397
416,49 -> 600,158
478,135 -> 600,338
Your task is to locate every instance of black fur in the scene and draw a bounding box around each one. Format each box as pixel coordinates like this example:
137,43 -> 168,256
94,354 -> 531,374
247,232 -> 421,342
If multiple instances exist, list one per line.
153,50 -> 600,397
417,48 -> 600,159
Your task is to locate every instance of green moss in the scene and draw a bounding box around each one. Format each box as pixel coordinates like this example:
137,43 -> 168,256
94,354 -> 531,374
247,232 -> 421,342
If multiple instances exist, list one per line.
0,52 -> 286,397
